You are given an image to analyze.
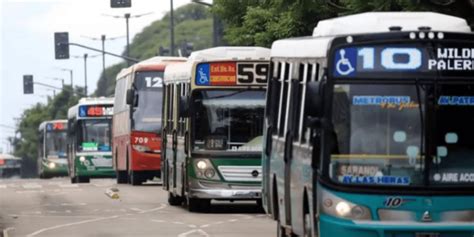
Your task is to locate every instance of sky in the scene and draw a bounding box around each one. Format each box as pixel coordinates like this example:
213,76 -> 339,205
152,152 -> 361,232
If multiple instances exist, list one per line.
0,0 -> 197,153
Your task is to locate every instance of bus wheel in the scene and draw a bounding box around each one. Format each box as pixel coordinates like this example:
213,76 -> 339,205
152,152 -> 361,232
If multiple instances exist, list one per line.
116,171 -> 128,184
77,176 -> 90,183
71,177 -> 77,184
129,171 -> 142,186
303,213 -> 313,237
277,220 -> 286,237
187,198 -> 210,213
168,192 -> 183,206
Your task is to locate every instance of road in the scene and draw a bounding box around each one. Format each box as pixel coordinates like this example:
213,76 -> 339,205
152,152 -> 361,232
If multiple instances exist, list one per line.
0,178 -> 276,237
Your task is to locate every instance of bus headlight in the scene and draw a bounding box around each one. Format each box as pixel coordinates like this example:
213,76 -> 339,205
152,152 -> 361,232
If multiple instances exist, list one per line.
320,189 -> 371,220
132,145 -> 151,153
193,159 -> 219,180
79,156 -> 86,162
48,162 -> 56,169
196,160 -> 207,170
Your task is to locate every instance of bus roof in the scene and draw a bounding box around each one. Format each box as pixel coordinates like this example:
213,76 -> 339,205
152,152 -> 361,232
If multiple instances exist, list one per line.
38,119 -> 67,131
116,56 -> 186,81
313,12 -> 471,37
0,154 -> 21,160
189,47 -> 270,62
272,12 -> 471,58
164,47 -> 270,84
68,97 -> 114,119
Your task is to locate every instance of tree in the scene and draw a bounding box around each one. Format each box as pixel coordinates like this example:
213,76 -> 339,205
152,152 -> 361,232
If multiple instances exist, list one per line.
213,0 -> 473,48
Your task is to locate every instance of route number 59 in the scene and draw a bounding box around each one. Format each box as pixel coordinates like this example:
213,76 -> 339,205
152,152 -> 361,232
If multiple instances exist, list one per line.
237,63 -> 269,84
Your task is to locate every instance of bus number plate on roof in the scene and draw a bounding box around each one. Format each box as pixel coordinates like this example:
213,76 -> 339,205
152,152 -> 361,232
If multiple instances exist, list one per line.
79,105 -> 113,117
196,62 -> 269,86
46,122 -> 66,131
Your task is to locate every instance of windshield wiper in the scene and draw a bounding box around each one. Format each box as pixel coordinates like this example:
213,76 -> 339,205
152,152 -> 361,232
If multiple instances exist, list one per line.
414,79 -> 425,173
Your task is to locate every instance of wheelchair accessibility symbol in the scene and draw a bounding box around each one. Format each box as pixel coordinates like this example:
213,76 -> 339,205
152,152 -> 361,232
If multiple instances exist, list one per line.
334,48 -> 357,77
196,64 -> 210,85
198,67 -> 209,84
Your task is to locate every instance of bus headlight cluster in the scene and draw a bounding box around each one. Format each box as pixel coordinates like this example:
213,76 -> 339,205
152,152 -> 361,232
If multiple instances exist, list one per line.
194,159 -> 219,180
132,145 -> 151,153
320,189 -> 371,220
79,156 -> 86,162
48,162 -> 56,169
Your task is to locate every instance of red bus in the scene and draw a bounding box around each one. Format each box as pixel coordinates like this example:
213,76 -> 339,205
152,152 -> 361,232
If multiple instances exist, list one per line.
112,57 -> 186,185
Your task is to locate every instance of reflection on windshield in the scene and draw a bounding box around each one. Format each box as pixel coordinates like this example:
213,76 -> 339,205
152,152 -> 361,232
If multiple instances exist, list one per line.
330,84 -> 424,186
193,90 -> 265,152
77,119 -> 112,152
133,71 -> 163,132
46,131 -> 67,158
431,85 -> 474,185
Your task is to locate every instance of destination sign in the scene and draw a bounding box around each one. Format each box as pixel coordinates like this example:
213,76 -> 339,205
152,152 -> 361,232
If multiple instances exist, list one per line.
195,62 -> 269,86
46,122 -> 66,131
79,105 -> 113,117
332,42 -> 474,78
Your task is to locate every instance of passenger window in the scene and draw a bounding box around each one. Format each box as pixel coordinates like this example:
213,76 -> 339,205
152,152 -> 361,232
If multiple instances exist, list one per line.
278,63 -> 290,137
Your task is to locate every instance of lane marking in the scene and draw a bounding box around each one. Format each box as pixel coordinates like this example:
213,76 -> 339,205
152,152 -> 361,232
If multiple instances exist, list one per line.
26,215 -> 120,237
15,190 -> 44,194
0,184 -> 7,189
58,184 -> 79,188
22,183 -> 42,189
177,229 -> 210,237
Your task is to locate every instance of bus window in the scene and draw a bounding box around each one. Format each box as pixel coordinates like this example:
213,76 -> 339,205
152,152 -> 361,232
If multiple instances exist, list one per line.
132,71 -> 164,133
46,131 -> 67,158
77,119 -> 112,152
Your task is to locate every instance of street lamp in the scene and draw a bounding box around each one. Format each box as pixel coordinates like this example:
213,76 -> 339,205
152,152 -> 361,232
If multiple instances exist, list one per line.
192,0 -> 221,46
45,77 -> 64,89
55,67 -> 74,87
102,12 -> 153,65
81,35 -> 125,84
72,54 -> 100,96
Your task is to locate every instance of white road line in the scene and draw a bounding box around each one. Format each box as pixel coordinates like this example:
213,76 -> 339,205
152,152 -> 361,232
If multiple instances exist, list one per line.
58,184 -> 79,188
0,184 -> 7,189
151,219 -> 165,223
22,183 -> 42,189
177,229 -> 210,237
172,221 -> 184,225
3,227 -> 15,237
129,207 -> 144,212
16,190 -> 44,194
26,215 -> 120,237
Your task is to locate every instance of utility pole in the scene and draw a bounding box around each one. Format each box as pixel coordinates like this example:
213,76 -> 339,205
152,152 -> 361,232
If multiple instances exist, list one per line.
170,0 -> 175,56
192,0 -> 221,46
101,35 -> 106,81
84,53 -> 88,96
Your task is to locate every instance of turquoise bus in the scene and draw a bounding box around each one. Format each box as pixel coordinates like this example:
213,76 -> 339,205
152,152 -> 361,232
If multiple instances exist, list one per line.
38,120 -> 68,178
163,47 -> 270,212
262,12 -> 474,236
67,97 -> 115,183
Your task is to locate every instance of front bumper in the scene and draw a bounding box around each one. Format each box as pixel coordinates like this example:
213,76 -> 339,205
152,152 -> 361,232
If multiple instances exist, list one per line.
188,179 -> 261,200
319,214 -> 474,237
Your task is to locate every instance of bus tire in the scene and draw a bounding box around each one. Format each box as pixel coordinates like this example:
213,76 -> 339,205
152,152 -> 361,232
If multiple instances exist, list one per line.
76,176 -> 90,183
71,177 -> 77,184
277,220 -> 286,237
187,198 -> 210,213
168,192 -> 183,206
129,171 -> 142,186
116,171 -> 128,184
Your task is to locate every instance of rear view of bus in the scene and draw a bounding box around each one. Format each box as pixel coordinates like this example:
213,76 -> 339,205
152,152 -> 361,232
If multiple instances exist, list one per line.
163,47 -> 270,212
38,120 -> 68,178
264,12 -> 474,237
113,57 -> 186,185
67,97 -> 114,183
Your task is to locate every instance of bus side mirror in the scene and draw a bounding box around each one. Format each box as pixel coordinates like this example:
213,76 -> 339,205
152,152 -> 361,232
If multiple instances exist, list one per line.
180,96 -> 189,117
126,89 -> 134,105
305,81 -> 324,127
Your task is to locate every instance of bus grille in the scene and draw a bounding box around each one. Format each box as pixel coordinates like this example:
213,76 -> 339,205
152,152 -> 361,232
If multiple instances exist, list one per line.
217,166 -> 262,182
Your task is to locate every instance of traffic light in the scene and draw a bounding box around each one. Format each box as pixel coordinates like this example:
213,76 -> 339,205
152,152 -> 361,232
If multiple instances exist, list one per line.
111,0 -> 131,8
54,32 -> 69,59
23,75 -> 34,94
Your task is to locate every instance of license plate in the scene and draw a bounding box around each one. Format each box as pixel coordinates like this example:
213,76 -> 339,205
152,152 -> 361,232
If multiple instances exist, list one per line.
91,158 -> 112,167
415,233 -> 440,237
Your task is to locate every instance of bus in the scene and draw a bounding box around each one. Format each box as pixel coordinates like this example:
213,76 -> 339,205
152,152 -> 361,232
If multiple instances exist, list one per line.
0,154 -> 21,178
67,97 -> 114,183
113,56 -> 186,185
163,47 -> 270,212
38,119 -> 68,178
262,12 -> 474,236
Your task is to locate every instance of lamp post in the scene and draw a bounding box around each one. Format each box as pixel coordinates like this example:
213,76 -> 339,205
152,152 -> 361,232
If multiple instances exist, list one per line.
45,77 -> 64,89
170,0 -> 175,56
55,67 -> 73,87
72,54 -> 100,96
191,0 -> 221,46
102,12 -> 153,65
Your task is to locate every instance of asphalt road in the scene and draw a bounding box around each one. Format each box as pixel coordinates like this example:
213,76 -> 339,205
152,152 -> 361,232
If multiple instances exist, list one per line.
0,178 -> 276,237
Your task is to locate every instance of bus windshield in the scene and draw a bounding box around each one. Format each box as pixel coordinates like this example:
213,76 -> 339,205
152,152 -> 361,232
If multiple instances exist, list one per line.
193,90 -> 265,152
132,71 -> 164,133
77,119 -> 112,152
45,131 -> 67,158
431,84 -> 474,186
330,84 -> 425,187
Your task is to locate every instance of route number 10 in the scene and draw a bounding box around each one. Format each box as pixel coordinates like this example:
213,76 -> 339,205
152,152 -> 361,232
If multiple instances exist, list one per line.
358,47 -> 422,70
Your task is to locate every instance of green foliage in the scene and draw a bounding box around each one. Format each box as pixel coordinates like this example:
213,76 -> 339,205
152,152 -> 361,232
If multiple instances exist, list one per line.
94,3 -> 213,97
214,0 -> 473,48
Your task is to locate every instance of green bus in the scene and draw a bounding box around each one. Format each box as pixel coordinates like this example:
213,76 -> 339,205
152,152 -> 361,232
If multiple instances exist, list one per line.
38,120 -> 68,178
67,97 -> 115,183
162,47 -> 270,212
